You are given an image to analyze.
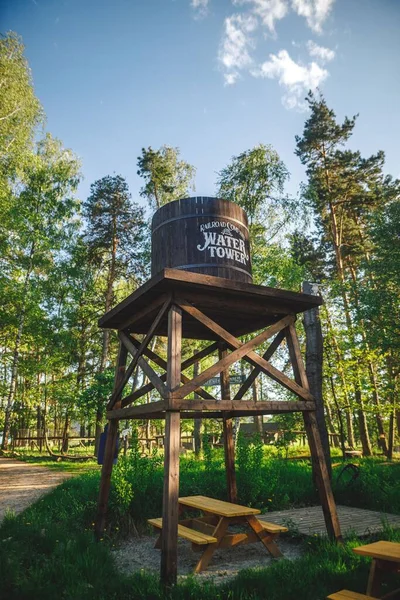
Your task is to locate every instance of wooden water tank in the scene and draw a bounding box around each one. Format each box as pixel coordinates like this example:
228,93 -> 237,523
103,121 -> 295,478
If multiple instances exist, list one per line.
151,197 -> 252,283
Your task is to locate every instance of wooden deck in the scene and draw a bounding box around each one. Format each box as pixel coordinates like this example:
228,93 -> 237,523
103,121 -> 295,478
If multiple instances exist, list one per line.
259,505 -> 400,537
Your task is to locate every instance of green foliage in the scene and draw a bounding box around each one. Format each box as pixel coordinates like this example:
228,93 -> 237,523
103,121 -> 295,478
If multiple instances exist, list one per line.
273,415 -> 302,459
0,32 -> 44,204
78,370 -> 115,422
216,144 -> 290,227
137,145 -> 196,209
236,432 -> 265,507
83,174 -> 147,282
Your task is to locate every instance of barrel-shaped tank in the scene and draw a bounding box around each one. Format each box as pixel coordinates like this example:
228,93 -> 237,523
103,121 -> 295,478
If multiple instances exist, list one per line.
151,196 -> 252,283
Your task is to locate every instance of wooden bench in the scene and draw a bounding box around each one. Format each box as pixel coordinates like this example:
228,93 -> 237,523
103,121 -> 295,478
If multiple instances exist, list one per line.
327,590 -> 378,599
148,518 -> 217,545
256,520 -> 288,534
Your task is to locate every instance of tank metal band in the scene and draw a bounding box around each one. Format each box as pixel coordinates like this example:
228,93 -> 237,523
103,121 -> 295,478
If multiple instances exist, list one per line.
152,213 -> 249,235
173,263 -> 252,279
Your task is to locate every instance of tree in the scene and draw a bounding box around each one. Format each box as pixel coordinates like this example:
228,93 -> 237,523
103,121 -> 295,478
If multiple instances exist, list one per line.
137,145 -> 196,209
1,134 -> 81,449
0,32 -> 43,205
360,201 -> 400,446
83,175 -> 147,452
295,91 -> 400,455
216,144 -> 291,227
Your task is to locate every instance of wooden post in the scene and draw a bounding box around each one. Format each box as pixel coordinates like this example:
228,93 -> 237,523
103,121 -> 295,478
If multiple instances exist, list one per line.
219,344 -> 238,504
193,361 -> 202,456
161,305 -> 182,586
302,281 -> 332,478
95,343 -> 128,540
286,323 -> 343,542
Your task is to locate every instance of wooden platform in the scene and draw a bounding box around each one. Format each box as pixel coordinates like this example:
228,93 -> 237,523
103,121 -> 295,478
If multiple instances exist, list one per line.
98,268 -> 322,339
259,506 -> 400,537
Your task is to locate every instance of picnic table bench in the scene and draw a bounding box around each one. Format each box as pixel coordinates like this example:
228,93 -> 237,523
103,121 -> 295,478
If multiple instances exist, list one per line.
328,541 -> 400,600
148,495 -> 287,573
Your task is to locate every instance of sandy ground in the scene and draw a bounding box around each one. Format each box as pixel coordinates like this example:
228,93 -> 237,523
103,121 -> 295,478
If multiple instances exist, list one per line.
0,457 -> 73,521
113,534 -> 304,583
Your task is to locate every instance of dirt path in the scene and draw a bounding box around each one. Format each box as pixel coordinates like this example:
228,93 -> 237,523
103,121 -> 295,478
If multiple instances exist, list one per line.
0,457 -> 73,521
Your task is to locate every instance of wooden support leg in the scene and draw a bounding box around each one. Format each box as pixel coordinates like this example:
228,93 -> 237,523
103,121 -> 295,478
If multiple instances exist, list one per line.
160,410 -> 181,585
94,343 -> 128,540
246,515 -> 283,558
219,345 -> 238,503
194,517 -> 230,573
161,304 -> 182,587
286,324 -> 343,542
223,415 -> 238,503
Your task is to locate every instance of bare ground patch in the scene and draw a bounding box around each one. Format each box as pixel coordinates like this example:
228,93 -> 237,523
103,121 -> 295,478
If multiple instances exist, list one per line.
0,457 -> 73,521
113,534 -> 304,584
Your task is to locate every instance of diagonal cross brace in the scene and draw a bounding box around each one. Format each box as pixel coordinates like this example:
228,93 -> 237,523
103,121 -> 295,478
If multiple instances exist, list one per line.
120,340 -> 220,407
128,336 -> 217,401
233,329 -> 286,400
107,296 -> 171,409
176,298 -> 315,402
118,330 -> 169,399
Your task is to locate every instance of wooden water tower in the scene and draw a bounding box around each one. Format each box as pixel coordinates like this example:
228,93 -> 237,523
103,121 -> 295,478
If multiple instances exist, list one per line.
95,197 -> 342,585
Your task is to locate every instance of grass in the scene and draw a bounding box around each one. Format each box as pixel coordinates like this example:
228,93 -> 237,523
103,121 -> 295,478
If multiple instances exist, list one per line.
2,437 -> 400,599
1,476 -> 400,600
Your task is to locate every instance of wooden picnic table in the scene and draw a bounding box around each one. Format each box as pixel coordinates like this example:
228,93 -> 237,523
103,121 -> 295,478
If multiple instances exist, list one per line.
149,495 -> 287,573
353,541 -> 400,598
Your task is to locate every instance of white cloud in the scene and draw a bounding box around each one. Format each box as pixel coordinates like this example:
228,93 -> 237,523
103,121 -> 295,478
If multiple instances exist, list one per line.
191,0 -> 209,19
218,13 -> 258,83
233,0 -> 288,35
253,48 -> 328,109
307,40 -> 335,62
292,0 -> 335,33
224,72 -> 240,85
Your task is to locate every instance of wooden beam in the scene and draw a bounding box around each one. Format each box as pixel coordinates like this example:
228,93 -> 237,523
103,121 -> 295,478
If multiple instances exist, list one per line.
167,305 -> 182,396
161,304 -> 182,586
219,344 -> 237,504
233,330 -> 285,400
105,404 -> 319,420
286,324 -> 343,543
95,342 -> 127,539
108,297 -> 170,409
218,346 -> 236,502
118,293 -> 170,332
177,299 -> 314,403
121,378 -> 164,407
170,399 -> 316,412
132,334 -> 217,400
175,305 -> 296,398
106,400 -> 166,420
138,356 -> 168,398
118,331 -> 168,399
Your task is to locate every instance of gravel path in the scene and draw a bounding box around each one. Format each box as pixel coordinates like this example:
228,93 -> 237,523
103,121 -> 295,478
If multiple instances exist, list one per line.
114,534 -> 304,584
0,457 -> 73,521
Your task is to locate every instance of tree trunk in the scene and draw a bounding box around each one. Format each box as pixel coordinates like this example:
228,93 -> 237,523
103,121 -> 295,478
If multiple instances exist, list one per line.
2,242 -> 35,450
62,411 -> 70,453
95,218 -> 118,456
323,306 -> 355,447
325,177 -> 371,456
252,380 -> 263,435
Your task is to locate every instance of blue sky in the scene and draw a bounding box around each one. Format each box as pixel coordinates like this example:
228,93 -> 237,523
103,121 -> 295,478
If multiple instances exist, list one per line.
2,0 -> 400,210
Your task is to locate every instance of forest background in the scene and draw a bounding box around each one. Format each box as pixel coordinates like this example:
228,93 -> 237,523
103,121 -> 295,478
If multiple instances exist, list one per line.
1,31 -> 400,459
